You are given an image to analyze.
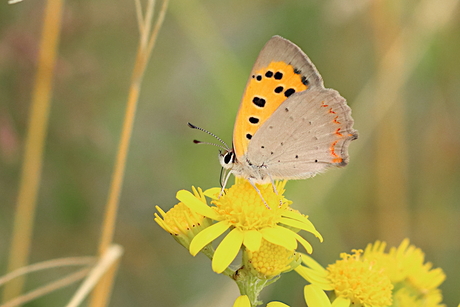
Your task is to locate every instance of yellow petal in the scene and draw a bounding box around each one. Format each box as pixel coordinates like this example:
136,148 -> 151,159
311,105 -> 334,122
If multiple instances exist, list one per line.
203,187 -> 222,200
331,297 -> 351,307
281,210 -> 310,223
295,266 -> 333,290
212,228 -> 244,273
304,284 -> 332,307
267,301 -> 290,307
300,253 -> 327,274
243,230 -> 262,251
293,232 -> 313,254
233,295 -> 251,307
279,217 -> 323,242
189,221 -> 229,256
261,226 -> 297,251
176,190 -> 220,220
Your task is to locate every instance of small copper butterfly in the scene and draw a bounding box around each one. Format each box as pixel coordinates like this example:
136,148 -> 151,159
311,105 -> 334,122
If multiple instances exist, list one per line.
191,35 -> 358,188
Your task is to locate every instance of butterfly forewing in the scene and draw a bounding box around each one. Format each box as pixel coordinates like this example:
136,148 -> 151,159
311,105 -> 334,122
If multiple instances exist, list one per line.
246,88 -> 358,180
233,36 -> 323,159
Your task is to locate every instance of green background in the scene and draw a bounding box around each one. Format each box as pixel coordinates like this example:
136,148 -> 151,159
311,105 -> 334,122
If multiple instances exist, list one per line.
1,0 -> 459,306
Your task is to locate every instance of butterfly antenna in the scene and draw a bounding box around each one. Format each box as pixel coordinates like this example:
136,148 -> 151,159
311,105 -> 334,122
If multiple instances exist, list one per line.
188,122 -> 230,150
192,140 -> 228,151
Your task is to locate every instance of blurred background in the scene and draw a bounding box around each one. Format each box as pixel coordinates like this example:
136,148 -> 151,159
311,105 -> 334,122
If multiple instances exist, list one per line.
1,0 -> 459,306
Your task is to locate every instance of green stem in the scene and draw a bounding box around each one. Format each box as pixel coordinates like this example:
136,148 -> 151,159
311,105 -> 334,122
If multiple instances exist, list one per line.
233,266 -> 279,307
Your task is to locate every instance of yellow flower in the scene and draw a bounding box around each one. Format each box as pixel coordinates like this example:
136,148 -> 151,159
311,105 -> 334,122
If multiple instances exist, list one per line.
176,178 -> 322,273
364,239 -> 446,307
297,239 -> 447,307
154,186 -> 212,249
245,239 -> 300,278
298,250 -> 393,306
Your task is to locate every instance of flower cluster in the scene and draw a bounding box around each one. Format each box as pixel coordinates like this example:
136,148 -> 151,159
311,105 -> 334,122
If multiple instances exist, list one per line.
155,179 -> 449,307
155,178 -> 321,306
158,178 -> 322,275
297,239 -> 446,307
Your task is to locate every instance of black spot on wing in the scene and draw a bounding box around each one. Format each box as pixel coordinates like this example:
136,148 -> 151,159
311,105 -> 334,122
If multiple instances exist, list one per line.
252,97 -> 266,108
284,88 -> 296,97
301,76 -> 309,86
249,117 -> 259,124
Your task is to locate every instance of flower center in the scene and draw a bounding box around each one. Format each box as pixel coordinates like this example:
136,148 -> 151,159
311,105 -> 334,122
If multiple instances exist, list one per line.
212,180 -> 289,231
327,250 -> 393,307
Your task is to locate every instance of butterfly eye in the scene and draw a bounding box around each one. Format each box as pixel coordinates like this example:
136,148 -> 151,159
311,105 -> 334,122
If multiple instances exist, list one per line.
224,151 -> 233,164
219,150 -> 235,169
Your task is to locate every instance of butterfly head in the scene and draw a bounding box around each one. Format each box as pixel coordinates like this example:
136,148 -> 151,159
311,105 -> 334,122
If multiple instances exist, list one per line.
219,149 -> 236,170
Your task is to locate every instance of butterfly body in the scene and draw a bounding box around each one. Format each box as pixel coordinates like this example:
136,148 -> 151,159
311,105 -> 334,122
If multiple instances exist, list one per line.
218,35 -> 358,185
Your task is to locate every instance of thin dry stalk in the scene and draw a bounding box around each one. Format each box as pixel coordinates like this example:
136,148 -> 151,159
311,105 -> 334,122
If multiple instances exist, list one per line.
66,245 -> 123,307
0,257 -> 95,287
169,0 -> 246,108
134,0 -> 145,34
89,1 -> 170,306
0,268 -> 91,307
2,0 -> 64,302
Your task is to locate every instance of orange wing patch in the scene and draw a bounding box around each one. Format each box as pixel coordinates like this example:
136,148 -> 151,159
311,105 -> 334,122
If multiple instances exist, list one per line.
328,107 -> 347,164
233,61 -> 308,158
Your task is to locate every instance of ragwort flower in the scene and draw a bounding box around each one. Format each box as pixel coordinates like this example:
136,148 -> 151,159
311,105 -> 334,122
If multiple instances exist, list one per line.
176,178 -> 322,273
297,239 -> 447,307
154,186 -> 212,249
364,239 -> 446,307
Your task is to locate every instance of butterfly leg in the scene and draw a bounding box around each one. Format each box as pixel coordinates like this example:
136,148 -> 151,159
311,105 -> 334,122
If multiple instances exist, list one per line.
265,173 -> 284,208
247,178 -> 271,210
219,168 -> 233,197
266,172 -> 278,195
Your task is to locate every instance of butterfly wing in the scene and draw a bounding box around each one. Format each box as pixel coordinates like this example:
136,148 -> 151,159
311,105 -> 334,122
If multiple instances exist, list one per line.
246,87 -> 358,180
233,36 -> 324,160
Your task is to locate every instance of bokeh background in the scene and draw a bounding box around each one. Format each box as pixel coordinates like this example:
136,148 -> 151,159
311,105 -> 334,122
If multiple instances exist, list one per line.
1,0 -> 460,306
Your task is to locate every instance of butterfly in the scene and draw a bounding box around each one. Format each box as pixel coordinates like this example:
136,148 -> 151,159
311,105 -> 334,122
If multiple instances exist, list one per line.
190,35 -> 357,191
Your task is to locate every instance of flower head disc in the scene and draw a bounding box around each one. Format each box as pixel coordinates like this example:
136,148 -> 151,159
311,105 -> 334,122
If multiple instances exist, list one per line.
327,250 -> 393,307
209,179 -> 290,231
246,239 -> 300,279
155,187 -> 212,248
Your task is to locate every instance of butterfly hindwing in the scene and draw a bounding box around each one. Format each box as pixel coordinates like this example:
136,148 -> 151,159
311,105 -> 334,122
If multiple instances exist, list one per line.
246,87 -> 358,180
233,36 -> 323,159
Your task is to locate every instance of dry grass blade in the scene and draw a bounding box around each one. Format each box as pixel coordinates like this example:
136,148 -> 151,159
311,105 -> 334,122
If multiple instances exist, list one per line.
134,0 -> 145,34
141,0 -> 155,49
0,257 -> 95,287
67,245 -> 124,307
0,268 -> 91,307
89,1 -> 170,306
2,0 -> 64,302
